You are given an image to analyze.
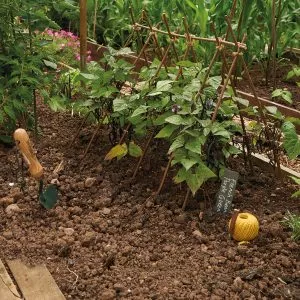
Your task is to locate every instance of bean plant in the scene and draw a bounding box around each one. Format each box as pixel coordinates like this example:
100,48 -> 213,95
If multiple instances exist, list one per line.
100,58 -> 243,195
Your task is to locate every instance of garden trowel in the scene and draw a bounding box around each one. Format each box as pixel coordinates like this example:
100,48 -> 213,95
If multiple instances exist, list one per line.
13,128 -> 58,209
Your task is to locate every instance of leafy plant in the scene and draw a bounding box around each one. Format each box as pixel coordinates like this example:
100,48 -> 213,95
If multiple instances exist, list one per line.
290,176 -> 300,198
0,0 -> 60,143
107,57 -> 243,195
37,29 -> 84,67
272,88 -> 292,104
282,211 -> 300,241
287,65 -> 300,87
281,121 -> 300,160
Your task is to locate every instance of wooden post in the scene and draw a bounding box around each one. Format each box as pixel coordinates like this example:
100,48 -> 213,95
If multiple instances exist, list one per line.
93,0 -> 98,40
80,0 -> 87,70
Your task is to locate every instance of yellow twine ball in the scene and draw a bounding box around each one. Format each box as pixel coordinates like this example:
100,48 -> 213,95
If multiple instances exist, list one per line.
229,212 -> 259,241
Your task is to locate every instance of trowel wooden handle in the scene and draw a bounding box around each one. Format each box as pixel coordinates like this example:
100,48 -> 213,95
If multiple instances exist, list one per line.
13,128 -> 43,179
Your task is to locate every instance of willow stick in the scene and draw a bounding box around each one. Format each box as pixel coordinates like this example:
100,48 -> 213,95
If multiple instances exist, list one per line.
133,23 -> 247,49
132,131 -> 155,179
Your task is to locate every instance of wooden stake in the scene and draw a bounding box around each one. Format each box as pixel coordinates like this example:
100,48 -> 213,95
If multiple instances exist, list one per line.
130,7 -> 149,65
162,13 -> 180,62
92,0 -> 98,41
132,131 -> 155,179
80,0 -> 87,70
182,17 -> 197,62
211,23 -> 253,172
119,123 -> 131,145
156,155 -> 173,195
81,115 -> 106,160
69,112 -> 91,146
133,23 -> 247,49
182,187 -> 190,210
211,34 -> 246,122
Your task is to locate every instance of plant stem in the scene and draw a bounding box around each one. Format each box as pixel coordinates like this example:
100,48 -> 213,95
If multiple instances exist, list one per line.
33,89 -> 38,140
156,154 -> 173,195
119,123 -> 131,145
132,131 -> 154,179
182,187 -> 190,210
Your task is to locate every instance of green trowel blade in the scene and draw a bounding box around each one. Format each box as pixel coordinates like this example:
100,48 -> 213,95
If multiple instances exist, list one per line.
39,184 -> 59,209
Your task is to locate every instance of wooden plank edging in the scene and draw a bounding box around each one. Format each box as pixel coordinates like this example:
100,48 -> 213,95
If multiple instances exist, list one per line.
7,260 -> 65,300
0,259 -> 21,300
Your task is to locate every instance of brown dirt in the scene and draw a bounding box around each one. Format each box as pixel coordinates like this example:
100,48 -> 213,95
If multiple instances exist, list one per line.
0,103 -> 299,300
238,62 -> 300,111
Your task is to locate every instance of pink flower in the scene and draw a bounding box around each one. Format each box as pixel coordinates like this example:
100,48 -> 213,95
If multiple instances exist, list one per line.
46,29 -> 54,36
60,30 -> 67,37
75,54 -> 80,61
87,55 -> 92,62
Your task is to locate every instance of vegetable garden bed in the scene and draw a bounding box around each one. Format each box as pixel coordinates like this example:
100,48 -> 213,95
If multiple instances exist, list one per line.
0,101 -> 299,299
0,2 -> 299,299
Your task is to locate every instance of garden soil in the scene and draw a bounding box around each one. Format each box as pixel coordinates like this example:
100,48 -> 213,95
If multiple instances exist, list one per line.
0,103 -> 299,300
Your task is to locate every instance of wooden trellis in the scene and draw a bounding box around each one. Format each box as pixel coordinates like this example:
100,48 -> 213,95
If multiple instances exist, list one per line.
74,4 -> 283,203
119,7 -> 282,201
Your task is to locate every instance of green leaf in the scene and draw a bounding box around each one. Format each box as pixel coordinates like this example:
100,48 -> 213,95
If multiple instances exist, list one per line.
165,114 -> 192,126
165,115 -> 184,125
186,174 -> 202,196
292,191 -> 300,198
115,47 -> 134,56
169,135 -> 185,153
128,142 -> 143,157
176,61 -> 195,67
49,96 -> 67,112
290,176 -> 300,185
0,135 -> 13,144
227,145 -> 242,155
265,106 -> 278,115
271,89 -> 282,97
43,59 -> 57,69
181,158 -> 198,171
156,80 -> 173,91
113,97 -> 128,112
211,124 -> 231,139
174,167 -> 188,184
171,148 -> 188,166
186,163 -> 216,195
80,73 -> 99,80
287,67 -> 300,80
4,105 -> 16,120
155,124 -> 177,138
152,111 -> 173,126
272,89 -> 292,104
281,121 -> 300,159
282,92 -> 292,104
131,106 -> 148,118
148,80 -> 173,96
233,96 -> 249,107
185,136 -> 205,154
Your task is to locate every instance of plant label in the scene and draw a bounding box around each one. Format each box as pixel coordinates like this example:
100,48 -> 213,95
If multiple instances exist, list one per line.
215,168 -> 239,213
